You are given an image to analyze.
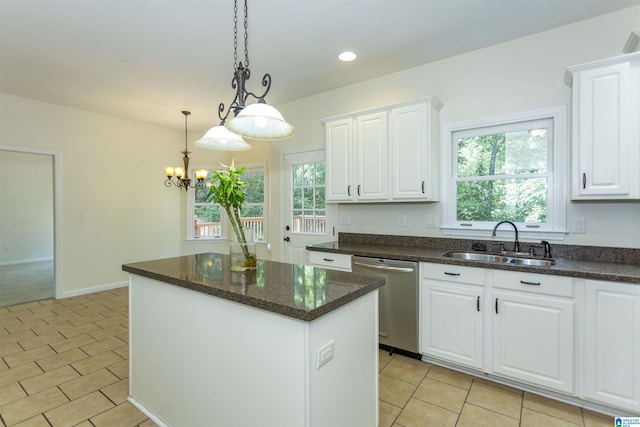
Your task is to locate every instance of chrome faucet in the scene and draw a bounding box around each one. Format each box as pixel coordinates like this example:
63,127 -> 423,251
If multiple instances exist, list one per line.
491,220 -> 520,252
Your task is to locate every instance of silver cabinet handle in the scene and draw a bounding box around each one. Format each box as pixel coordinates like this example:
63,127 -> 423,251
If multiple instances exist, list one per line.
352,262 -> 414,273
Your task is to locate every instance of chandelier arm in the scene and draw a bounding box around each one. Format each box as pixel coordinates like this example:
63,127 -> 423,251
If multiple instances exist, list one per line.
218,102 -> 234,123
242,73 -> 272,103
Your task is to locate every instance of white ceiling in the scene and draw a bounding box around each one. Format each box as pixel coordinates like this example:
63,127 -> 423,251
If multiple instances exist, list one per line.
1,0 -> 639,131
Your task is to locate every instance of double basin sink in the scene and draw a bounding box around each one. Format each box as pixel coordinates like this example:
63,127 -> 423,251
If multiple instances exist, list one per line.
443,251 -> 555,267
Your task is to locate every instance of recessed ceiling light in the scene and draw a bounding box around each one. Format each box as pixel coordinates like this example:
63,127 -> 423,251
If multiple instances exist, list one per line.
338,51 -> 357,62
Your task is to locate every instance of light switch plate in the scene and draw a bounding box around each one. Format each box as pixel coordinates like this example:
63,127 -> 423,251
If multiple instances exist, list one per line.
573,217 -> 586,234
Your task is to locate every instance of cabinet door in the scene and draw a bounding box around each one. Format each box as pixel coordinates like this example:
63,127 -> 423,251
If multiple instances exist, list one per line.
325,118 -> 354,201
390,103 -> 428,200
492,290 -> 574,393
584,280 -> 640,413
421,280 -> 483,369
571,58 -> 640,199
355,112 -> 387,201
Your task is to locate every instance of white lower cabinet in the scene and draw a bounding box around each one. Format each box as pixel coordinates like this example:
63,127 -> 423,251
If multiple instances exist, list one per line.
421,263 -> 485,369
421,264 -> 575,395
492,270 -> 574,394
583,279 -> 640,413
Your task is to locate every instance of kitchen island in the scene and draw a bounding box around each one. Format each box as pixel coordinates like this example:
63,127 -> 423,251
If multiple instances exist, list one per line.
122,253 -> 384,427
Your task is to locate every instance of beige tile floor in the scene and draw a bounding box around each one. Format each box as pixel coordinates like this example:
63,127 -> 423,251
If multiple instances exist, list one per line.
378,352 -> 615,427
1,287 -> 615,426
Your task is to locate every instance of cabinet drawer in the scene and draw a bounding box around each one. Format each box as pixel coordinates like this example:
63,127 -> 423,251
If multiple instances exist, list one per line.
493,270 -> 573,297
308,251 -> 352,272
422,262 -> 485,285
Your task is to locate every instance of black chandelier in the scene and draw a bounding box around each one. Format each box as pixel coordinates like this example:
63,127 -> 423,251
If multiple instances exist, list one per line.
164,111 -> 208,191
195,0 -> 295,151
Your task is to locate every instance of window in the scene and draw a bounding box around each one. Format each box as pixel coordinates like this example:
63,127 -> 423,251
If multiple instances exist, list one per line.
291,162 -> 326,234
188,164 -> 265,242
442,107 -> 567,239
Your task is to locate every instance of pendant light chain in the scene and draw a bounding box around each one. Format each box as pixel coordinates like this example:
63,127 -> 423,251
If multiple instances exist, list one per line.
233,0 -> 238,71
243,0 -> 249,69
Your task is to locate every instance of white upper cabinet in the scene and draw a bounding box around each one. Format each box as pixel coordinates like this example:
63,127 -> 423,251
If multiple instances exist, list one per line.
324,97 -> 442,203
390,98 -> 442,201
355,111 -> 388,201
567,53 -> 640,200
325,118 -> 354,201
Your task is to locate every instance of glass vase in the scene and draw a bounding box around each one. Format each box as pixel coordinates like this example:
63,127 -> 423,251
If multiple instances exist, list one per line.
230,242 -> 257,272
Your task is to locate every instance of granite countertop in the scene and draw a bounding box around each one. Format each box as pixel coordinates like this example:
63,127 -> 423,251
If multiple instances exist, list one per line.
308,237 -> 640,285
122,253 -> 384,322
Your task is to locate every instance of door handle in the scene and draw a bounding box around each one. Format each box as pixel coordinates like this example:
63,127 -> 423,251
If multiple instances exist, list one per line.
283,237 -> 290,242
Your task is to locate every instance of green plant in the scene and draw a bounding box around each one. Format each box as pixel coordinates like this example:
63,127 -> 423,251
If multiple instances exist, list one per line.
205,160 -> 256,270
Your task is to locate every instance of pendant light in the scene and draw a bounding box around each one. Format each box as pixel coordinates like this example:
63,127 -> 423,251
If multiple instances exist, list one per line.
196,0 -> 295,150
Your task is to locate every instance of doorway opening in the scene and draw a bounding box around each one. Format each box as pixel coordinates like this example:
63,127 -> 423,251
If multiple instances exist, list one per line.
0,146 -> 60,307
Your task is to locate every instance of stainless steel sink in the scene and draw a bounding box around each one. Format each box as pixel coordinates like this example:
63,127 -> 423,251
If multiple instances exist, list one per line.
442,252 -> 510,263
442,251 -> 555,267
508,257 -> 555,267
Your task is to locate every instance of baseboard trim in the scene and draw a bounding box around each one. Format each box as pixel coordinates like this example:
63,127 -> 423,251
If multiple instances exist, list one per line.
128,397 -> 168,427
58,281 -> 128,299
0,257 -> 54,266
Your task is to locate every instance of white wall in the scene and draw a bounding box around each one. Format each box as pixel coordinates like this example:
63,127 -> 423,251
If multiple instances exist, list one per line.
0,94 -> 187,294
269,6 -> 640,257
0,150 -> 54,263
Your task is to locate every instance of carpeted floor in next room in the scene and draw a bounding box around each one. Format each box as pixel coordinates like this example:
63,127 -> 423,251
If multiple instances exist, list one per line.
1,261 -> 55,308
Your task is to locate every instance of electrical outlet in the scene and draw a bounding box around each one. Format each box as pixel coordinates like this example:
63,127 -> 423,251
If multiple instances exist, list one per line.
425,216 -> 439,228
398,214 -> 407,227
316,340 -> 334,369
573,217 -> 586,234
80,212 -> 88,222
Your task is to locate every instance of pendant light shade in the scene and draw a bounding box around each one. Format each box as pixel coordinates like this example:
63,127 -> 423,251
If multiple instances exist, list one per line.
226,102 -> 296,140
195,124 -> 251,151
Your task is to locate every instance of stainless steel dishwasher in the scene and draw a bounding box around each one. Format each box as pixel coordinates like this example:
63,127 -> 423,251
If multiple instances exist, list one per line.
352,256 -> 419,355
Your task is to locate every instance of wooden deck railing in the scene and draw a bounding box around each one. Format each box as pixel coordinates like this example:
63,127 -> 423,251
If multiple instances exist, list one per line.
194,217 -> 264,240
194,215 -> 325,239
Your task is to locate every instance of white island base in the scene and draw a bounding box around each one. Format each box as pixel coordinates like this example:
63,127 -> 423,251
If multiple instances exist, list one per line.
128,275 -> 379,427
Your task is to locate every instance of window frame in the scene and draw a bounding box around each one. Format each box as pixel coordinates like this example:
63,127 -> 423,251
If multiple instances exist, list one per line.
186,162 -> 267,242
441,106 -> 568,241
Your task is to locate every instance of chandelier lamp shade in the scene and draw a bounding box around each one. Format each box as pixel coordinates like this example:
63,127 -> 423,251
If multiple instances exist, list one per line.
195,0 -> 295,151
165,111 -> 208,191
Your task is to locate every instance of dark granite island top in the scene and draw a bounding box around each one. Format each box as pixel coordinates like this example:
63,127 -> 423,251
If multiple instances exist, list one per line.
122,252 -> 384,322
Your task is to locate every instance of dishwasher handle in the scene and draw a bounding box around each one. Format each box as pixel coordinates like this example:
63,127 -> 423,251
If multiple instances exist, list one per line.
352,261 -> 415,273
